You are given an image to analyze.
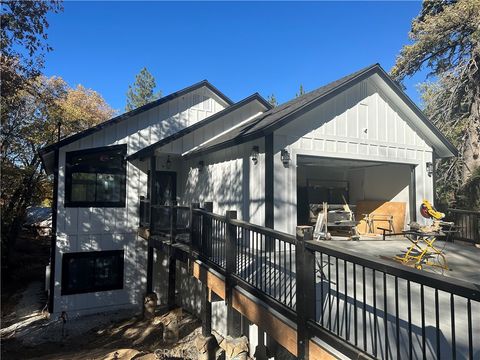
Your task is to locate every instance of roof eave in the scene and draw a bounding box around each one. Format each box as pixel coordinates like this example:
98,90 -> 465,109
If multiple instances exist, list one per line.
39,80 -> 234,159
127,93 -> 271,161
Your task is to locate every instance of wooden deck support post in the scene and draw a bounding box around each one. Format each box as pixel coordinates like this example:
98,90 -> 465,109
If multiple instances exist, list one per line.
146,244 -> 154,293
225,210 -> 242,337
167,255 -> 176,309
201,284 -> 212,337
295,226 -> 315,360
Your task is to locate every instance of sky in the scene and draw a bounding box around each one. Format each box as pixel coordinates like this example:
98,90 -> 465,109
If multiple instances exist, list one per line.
44,1 -> 429,114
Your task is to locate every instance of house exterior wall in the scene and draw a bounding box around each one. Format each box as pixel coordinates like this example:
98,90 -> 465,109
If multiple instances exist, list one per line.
178,139 -> 266,226
53,88 -> 228,315
273,78 -> 434,234
156,100 -> 266,156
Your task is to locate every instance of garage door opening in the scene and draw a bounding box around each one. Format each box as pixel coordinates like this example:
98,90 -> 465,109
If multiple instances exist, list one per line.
296,156 -> 413,237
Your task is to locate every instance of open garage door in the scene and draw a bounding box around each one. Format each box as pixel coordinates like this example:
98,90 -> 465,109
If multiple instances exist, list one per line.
296,156 -> 414,236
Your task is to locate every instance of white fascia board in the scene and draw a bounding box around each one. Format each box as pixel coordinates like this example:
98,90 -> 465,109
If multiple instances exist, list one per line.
181,112 -> 264,157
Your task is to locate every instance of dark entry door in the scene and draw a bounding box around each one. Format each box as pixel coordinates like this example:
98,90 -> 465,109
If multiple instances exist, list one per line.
155,171 -> 176,205
152,171 -> 176,232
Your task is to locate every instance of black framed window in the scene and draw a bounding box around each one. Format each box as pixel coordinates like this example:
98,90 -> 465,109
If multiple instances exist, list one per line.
65,144 -> 127,207
61,250 -> 124,295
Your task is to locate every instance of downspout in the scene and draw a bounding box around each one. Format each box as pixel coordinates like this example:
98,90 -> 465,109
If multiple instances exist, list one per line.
48,149 -> 59,313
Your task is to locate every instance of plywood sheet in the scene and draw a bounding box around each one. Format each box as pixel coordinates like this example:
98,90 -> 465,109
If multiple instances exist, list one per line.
355,201 -> 406,234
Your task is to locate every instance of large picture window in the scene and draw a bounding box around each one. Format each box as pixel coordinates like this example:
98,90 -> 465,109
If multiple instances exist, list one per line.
61,250 -> 124,295
65,145 -> 127,207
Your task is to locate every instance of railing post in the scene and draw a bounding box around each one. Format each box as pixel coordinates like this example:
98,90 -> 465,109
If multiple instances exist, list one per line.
226,210 -> 241,336
296,226 -> 315,360
170,201 -> 177,244
225,211 -> 237,302
190,203 -> 200,249
202,202 -> 213,258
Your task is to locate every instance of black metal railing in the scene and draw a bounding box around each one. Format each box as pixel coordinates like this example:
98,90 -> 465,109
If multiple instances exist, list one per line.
446,208 -> 480,244
303,239 -> 480,360
230,218 -> 297,310
154,203 -> 479,359
140,199 -> 191,243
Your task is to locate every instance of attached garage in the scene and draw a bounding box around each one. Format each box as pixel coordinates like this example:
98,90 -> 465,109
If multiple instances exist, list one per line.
296,156 -> 413,236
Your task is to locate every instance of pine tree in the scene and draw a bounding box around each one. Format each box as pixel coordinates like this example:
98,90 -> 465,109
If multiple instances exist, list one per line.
267,93 -> 278,107
391,0 -> 480,209
125,67 -> 161,111
296,84 -> 305,97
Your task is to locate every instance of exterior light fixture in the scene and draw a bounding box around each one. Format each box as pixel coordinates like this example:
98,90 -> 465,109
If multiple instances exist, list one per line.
166,156 -> 172,169
198,160 -> 205,172
426,162 -> 434,177
281,149 -> 291,167
251,146 -> 259,165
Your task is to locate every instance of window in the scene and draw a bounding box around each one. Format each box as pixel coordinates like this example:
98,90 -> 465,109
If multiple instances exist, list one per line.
61,250 -> 124,295
65,145 -> 127,207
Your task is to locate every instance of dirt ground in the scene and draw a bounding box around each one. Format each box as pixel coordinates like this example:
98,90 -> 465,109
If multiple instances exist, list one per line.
1,230 -> 203,360
2,230 -> 50,330
1,306 -> 203,360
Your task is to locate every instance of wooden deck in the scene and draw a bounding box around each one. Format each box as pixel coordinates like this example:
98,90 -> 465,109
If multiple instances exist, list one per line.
323,237 -> 480,284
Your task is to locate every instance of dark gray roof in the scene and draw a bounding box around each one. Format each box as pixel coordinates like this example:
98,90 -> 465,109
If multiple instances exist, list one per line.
127,93 -> 271,161
184,64 -> 458,158
39,80 -> 233,158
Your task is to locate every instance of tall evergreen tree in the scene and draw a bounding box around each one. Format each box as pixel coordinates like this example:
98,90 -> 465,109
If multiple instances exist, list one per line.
296,84 -> 305,97
125,67 -> 161,111
267,93 -> 278,107
391,0 -> 480,209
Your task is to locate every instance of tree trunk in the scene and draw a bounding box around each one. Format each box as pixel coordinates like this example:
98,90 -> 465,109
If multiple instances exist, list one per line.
4,159 -> 42,270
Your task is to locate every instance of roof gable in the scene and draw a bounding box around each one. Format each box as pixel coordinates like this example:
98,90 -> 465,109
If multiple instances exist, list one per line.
185,64 -> 457,159
127,93 -> 271,161
39,80 -> 233,158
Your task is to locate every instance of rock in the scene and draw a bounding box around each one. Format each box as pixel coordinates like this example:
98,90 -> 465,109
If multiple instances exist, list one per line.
101,348 -> 140,360
144,293 -> 158,320
195,334 -> 220,360
163,318 -> 179,343
222,335 -> 249,360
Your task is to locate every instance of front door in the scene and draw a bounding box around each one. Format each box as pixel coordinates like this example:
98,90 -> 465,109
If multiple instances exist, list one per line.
155,171 -> 176,205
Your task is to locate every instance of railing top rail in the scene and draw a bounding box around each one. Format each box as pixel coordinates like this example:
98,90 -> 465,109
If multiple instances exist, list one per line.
192,208 -> 227,221
305,240 -> 480,301
447,208 -> 480,215
229,218 -> 296,245
151,204 -> 190,210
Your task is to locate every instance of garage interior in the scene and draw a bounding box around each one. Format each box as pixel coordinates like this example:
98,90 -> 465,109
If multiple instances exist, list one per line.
296,155 -> 413,238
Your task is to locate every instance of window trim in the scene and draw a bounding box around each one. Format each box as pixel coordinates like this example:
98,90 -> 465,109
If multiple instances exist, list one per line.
64,144 -> 127,208
61,250 -> 124,295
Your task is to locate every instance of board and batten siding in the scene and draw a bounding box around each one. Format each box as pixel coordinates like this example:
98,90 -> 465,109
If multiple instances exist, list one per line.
53,88 -> 228,315
274,78 -> 434,234
178,139 -> 266,227
155,100 -> 265,156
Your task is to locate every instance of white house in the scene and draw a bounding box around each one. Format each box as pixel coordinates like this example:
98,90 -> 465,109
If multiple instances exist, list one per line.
40,64 -> 457,316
